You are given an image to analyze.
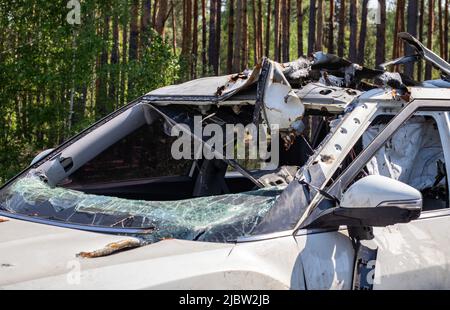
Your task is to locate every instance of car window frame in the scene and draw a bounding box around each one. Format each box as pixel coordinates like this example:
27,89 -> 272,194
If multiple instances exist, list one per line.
63,121 -> 196,187
326,100 -> 450,197
288,100 -> 450,234
329,110 -> 450,210
240,101 -> 450,241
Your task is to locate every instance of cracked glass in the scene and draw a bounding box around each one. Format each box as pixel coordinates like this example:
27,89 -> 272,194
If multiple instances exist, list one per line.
0,175 -> 282,243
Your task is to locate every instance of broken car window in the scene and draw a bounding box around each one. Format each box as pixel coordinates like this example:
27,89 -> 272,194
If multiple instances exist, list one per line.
62,120 -> 193,187
347,114 -> 448,211
0,175 -> 282,243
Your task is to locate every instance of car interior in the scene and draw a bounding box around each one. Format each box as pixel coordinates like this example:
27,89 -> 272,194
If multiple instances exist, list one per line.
330,114 -> 449,212
60,106 -> 314,202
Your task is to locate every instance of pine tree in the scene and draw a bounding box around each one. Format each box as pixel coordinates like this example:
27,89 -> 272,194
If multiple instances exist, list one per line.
348,0 -> 358,62
405,0 -> 418,77
357,0 -> 368,65
376,0 -> 386,66
308,0 -> 316,54
337,0 -> 346,57
297,0 -> 304,57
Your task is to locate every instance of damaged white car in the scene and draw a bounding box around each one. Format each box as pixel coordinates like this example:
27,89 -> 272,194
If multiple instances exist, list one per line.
1,33 -> 450,289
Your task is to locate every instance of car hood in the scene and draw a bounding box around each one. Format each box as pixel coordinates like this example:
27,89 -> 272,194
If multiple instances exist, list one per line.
0,216 -> 234,289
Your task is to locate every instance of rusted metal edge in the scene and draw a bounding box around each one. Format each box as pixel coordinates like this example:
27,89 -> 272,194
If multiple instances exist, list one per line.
76,239 -> 143,259
253,57 -> 271,126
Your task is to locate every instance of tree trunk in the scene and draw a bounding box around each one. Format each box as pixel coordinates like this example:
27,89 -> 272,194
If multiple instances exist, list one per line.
184,0 -> 193,72
281,0 -> 290,62
96,12 -> 110,118
392,0 -> 404,60
308,0 -> 316,55
140,0 -> 152,51
121,4 -> 128,106
399,0 -> 405,56
337,0 -> 345,57
208,0 -> 217,73
445,0 -> 449,61
152,0 -> 158,28
425,0 -> 434,79
297,0 -> 304,57
357,0 -> 368,65
286,0 -> 291,61
405,0 -> 418,77
348,0 -> 358,62
376,0 -> 386,66
202,0 -> 207,74
418,0 -> 425,80
110,14 -> 119,109
172,0 -> 177,54
274,0 -> 281,61
227,0 -> 235,73
257,0 -> 264,59
182,1 -> 186,54
129,0 -> 139,61
438,0 -> 444,57
155,0 -> 169,37
215,0 -> 222,74
252,0 -> 259,64
265,0 -> 272,57
328,0 -> 334,54
192,0 -> 199,78
316,0 -> 323,51
233,0 -> 243,71
242,0 -> 249,68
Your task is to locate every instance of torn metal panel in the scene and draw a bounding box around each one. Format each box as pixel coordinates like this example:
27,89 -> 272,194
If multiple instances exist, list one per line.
262,60 -> 305,131
145,67 -> 260,105
378,54 -> 421,71
295,83 -> 361,113
311,52 -> 381,84
257,165 -> 298,187
399,32 -> 450,78
295,229 -> 355,290
290,100 -> 382,230
282,56 -> 312,81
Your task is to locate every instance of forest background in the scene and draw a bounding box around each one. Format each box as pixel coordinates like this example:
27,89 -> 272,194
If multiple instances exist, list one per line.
0,0 -> 449,183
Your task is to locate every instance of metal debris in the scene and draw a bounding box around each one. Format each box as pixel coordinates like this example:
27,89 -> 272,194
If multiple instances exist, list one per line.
320,154 -> 335,164
77,239 -> 143,258
1,263 -> 14,268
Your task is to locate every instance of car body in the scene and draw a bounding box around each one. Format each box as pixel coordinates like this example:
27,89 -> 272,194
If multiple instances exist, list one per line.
1,33 -> 450,289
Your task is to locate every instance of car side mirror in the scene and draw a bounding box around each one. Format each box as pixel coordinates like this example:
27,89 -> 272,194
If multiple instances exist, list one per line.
337,175 -> 422,226
305,175 -> 422,229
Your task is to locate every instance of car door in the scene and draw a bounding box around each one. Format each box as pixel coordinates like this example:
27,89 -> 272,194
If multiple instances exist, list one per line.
367,111 -> 450,289
293,228 -> 355,290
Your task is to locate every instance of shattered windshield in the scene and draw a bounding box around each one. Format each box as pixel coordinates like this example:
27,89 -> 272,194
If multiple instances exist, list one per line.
0,175 -> 282,243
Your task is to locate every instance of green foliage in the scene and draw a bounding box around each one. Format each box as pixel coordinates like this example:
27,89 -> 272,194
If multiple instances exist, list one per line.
1,0 -> 448,184
126,32 -> 180,100
0,1 -> 180,184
